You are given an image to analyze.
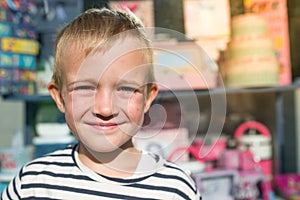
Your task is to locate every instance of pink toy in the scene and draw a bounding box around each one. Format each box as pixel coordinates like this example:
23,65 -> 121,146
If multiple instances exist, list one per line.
234,121 -> 272,177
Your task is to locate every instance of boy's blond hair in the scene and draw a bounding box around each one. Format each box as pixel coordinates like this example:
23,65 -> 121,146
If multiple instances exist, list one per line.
53,8 -> 154,92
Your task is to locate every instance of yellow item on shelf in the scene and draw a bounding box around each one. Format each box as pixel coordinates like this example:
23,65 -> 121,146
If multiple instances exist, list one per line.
1,37 -> 39,55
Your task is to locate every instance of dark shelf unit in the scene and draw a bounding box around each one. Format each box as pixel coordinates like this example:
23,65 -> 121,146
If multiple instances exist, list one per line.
2,83 -> 300,174
3,83 -> 300,101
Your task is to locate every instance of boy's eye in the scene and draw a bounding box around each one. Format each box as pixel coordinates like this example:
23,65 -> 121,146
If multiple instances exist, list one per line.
118,86 -> 137,93
73,85 -> 95,91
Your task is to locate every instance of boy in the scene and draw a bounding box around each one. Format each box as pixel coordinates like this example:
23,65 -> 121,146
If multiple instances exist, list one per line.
1,8 -> 200,199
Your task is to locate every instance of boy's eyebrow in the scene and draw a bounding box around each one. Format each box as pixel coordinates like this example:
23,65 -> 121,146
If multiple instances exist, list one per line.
67,79 -> 97,87
117,79 -> 146,87
66,79 -> 146,87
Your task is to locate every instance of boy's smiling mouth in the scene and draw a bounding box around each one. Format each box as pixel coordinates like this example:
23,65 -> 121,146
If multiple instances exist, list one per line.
97,122 -> 118,130
86,121 -> 122,132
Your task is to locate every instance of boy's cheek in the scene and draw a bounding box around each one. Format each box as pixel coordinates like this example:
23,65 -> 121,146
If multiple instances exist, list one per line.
66,92 -> 93,107
127,101 -> 145,123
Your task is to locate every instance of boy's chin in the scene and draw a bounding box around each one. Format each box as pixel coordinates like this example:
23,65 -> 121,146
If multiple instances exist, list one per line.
81,139 -> 133,155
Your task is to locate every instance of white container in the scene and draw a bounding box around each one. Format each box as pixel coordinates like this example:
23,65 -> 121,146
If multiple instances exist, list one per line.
238,134 -> 272,161
234,121 -> 272,161
36,123 -> 70,137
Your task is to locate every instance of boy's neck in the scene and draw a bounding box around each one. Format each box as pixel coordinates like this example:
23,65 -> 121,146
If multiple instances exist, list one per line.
78,142 -> 142,178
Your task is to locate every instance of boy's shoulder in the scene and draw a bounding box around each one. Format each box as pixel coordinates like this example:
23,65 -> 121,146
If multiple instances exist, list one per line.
139,151 -> 193,178
141,152 -> 195,183
22,144 -> 76,172
141,153 -> 200,199
159,160 -> 196,185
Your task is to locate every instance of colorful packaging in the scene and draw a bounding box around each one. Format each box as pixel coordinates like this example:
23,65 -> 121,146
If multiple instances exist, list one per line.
13,25 -> 36,39
0,22 -> 11,36
192,136 -> 227,162
13,69 -> 36,82
219,149 -> 240,170
0,9 -> 14,22
0,37 -> 39,55
10,81 -> 35,95
0,51 -> 36,69
0,146 -> 33,176
0,68 -> 12,80
0,22 -> 37,39
0,1 -> 38,95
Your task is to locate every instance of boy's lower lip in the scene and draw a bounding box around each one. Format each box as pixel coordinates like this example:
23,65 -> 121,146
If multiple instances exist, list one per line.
91,123 -> 119,131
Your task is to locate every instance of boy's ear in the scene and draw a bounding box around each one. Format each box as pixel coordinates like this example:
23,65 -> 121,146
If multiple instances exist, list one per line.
48,82 -> 66,113
144,83 -> 158,113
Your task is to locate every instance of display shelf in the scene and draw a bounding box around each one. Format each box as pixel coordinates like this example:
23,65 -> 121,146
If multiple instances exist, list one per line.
155,83 -> 300,175
2,83 -> 300,102
1,83 -> 299,174
2,94 -> 53,102
156,83 -> 300,99
222,84 -> 300,94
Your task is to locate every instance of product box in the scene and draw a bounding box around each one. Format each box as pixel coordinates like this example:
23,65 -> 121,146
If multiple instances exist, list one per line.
9,81 -> 35,95
13,69 -> 36,82
0,9 -> 36,26
0,80 -> 10,94
0,37 -> 39,55
192,170 -> 238,200
0,0 -> 37,24
0,67 -> 12,94
0,9 -> 14,22
0,51 -> 36,69
13,25 -> 36,39
0,146 -> 33,177
0,22 -> 37,39
235,170 -> 269,200
0,80 -> 36,95
133,128 -> 190,162
109,0 -> 154,28
152,41 -> 218,90
0,68 -> 12,81
274,174 -> 300,199
244,0 -> 291,85
0,22 -> 10,37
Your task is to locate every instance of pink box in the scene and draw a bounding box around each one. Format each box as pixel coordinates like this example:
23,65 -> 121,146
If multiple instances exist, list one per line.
192,137 -> 227,162
218,149 -> 240,170
152,41 -> 218,90
244,0 -> 291,85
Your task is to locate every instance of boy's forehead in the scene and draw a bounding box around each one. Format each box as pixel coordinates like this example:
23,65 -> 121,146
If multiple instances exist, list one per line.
81,49 -> 149,77
64,35 -> 150,67
63,37 -> 151,82
92,35 -> 150,57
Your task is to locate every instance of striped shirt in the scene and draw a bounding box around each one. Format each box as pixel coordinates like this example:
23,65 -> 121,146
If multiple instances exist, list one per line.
1,144 -> 201,199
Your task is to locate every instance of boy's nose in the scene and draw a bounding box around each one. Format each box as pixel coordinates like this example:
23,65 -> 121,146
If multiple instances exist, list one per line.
93,89 -> 115,118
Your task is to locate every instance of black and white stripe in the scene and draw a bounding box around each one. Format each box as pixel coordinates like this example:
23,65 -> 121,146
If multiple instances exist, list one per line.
1,144 -> 201,200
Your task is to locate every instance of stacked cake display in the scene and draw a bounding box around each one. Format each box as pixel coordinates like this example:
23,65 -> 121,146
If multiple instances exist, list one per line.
224,14 -> 279,87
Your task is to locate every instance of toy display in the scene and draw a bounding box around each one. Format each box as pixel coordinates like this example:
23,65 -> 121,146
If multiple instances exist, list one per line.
0,0 -> 38,95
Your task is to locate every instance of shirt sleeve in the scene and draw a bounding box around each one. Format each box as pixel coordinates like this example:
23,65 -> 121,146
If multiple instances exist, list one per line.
172,171 -> 202,200
191,182 -> 202,200
1,169 -> 23,200
172,189 -> 201,200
